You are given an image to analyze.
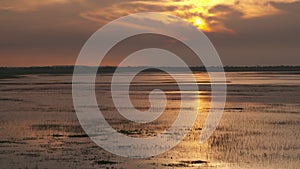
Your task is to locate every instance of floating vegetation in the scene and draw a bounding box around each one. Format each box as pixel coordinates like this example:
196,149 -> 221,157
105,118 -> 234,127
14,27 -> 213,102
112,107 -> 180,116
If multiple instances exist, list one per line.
52,134 -> 64,138
180,160 -> 207,164
0,140 -> 26,144
95,160 -> 118,165
118,129 -> 142,135
31,124 -> 84,133
17,153 -> 40,157
0,98 -> 25,102
269,120 -> 300,125
162,163 -> 188,167
162,160 -> 207,167
67,134 -> 89,138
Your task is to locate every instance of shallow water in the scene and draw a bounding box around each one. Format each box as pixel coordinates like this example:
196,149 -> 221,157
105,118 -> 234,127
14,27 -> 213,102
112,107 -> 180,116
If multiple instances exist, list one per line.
0,72 -> 299,169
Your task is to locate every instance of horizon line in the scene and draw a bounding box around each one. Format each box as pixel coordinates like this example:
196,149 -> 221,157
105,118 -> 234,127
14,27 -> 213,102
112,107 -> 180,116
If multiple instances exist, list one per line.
1,65 -> 300,68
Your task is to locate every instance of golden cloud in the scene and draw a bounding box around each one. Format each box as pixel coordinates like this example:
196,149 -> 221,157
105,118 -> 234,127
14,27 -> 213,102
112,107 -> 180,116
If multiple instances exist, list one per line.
80,0 -> 299,33
1,0 -> 299,32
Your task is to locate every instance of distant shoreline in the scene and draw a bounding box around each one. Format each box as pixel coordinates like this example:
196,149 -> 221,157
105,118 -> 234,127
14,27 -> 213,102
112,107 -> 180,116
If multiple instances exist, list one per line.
1,66 -> 300,79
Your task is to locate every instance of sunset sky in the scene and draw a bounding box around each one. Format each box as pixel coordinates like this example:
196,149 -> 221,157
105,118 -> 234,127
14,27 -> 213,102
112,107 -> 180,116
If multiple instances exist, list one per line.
0,0 -> 299,66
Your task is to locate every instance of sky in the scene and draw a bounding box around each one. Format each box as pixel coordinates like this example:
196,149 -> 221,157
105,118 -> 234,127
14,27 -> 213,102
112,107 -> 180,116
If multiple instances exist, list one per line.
0,0 -> 299,66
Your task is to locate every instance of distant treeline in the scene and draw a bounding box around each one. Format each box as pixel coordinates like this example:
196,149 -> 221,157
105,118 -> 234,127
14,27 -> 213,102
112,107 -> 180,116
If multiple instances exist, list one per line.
0,66 -> 299,79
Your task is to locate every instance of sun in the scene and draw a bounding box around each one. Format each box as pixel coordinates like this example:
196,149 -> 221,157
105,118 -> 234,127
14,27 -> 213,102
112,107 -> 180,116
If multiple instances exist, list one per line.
195,17 -> 202,25
190,17 -> 210,32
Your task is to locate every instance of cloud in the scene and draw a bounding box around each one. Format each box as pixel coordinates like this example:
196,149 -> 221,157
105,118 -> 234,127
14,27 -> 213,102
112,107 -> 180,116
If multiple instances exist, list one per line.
0,0 -> 299,66
76,0 -> 300,33
206,1 -> 300,65
80,1 -> 179,24
1,0 -> 299,32
0,0 -> 74,11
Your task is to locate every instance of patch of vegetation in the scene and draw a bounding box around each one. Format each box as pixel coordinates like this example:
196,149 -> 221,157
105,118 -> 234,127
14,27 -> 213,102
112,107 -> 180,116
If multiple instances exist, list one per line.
181,160 -> 207,164
95,160 -> 118,165
31,124 -> 84,133
52,134 -> 64,138
67,134 -> 89,138
118,129 -> 142,135
162,163 -> 189,167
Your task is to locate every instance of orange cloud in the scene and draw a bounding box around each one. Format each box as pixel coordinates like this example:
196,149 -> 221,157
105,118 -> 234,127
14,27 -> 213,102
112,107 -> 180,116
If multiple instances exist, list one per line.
80,0 -> 299,33
0,0 -> 84,11
1,0 -> 299,32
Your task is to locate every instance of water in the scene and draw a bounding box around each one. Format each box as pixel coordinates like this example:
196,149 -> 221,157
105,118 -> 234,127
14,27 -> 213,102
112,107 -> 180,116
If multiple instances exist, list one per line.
0,72 -> 299,168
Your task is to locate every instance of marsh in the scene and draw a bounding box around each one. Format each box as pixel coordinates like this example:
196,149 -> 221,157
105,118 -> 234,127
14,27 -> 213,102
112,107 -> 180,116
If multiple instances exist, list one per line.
0,71 -> 299,169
